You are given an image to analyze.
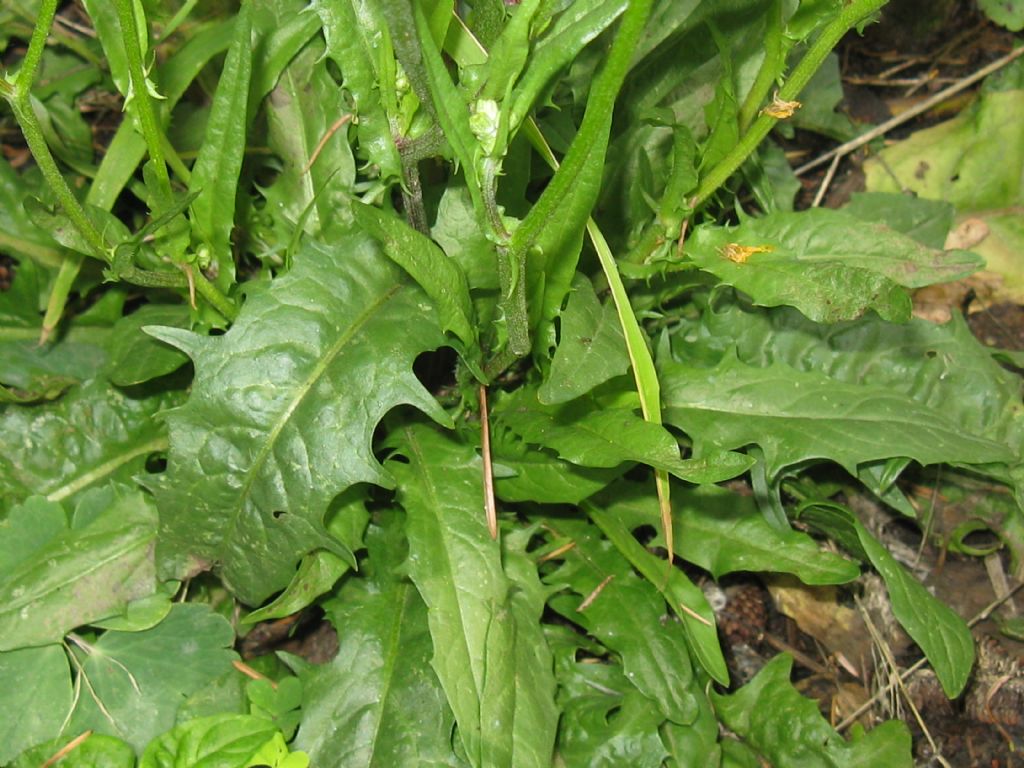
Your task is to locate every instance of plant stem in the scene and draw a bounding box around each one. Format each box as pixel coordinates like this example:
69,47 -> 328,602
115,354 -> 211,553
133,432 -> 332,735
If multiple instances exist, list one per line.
113,0 -> 173,200
693,0 -> 889,208
737,0 -> 784,134
5,0 -> 109,259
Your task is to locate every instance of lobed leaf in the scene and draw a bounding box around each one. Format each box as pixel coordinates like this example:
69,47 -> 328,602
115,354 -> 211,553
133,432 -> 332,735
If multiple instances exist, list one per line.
677,293 -> 1024,452
147,233 -> 449,605
538,275 -> 629,404
545,517 -> 698,725
0,378 -> 174,508
496,386 -> 748,484
353,201 -> 479,358
712,655 -> 913,767
314,0 -> 402,181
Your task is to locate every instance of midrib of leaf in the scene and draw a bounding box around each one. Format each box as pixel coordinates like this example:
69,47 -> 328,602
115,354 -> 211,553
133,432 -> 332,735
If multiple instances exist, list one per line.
46,435 -> 168,503
5,524 -> 152,613
403,425 -> 483,753
367,582 -> 413,764
0,325 -> 111,342
230,283 -> 402,536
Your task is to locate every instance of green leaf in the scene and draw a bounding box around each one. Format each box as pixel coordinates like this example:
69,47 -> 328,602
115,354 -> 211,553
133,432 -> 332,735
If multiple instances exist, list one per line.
558,689 -> 669,768
10,733 -> 135,768
146,233 -> 448,605
243,490 -> 369,624
515,0 -> 653,340
106,304 -> 191,386
711,655 -> 913,767
387,423 -> 557,768
686,209 -> 982,322
353,201 -> 479,357
187,0 -> 253,291
491,431 -> 622,505
677,293 -> 1024,453
538,275 -> 629,404
507,0 -> 628,132
263,38 -> 357,238
545,517 -> 698,725
496,386 -> 748,484
247,676 -> 303,740
660,354 -> 1016,480
139,713 -> 279,768
0,378 -> 174,508
586,505 -> 729,685
605,482 -> 860,585
0,259 -> 110,388
978,0 -> 1024,29
313,0 -> 402,181
0,485 -> 158,650
296,578 -> 463,766
799,503 -> 975,697
69,604 -> 238,753
842,192 -> 956,250
0,645 -> 73,765
0,157 -> 63,268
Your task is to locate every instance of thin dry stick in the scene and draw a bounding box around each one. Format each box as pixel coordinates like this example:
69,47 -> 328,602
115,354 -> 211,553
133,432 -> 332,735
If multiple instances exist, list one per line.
479,385 -> 498,540
856,595 -> 945,763
41,731 -> 92,768
578,574 -> 615,612
836,580 -> 1024,732
232,658 -> 277,687
796,45 -> 1024,176
810,152 -> 842,208
303,114 -> 353,174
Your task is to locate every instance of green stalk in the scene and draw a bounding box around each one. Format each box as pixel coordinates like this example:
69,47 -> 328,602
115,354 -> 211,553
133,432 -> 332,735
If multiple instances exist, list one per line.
4,0 -> 109,259
113,0 -> 172,200
693,0 -> 888,208
737,0 -> 784,134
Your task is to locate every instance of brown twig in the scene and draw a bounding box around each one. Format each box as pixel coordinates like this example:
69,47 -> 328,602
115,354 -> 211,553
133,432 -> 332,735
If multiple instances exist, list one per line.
796,45 -> 1024,176
836,580 -> 1024,732
303,114 -> 353,174
479,385 -> 498,540
41,731 -> 92,768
